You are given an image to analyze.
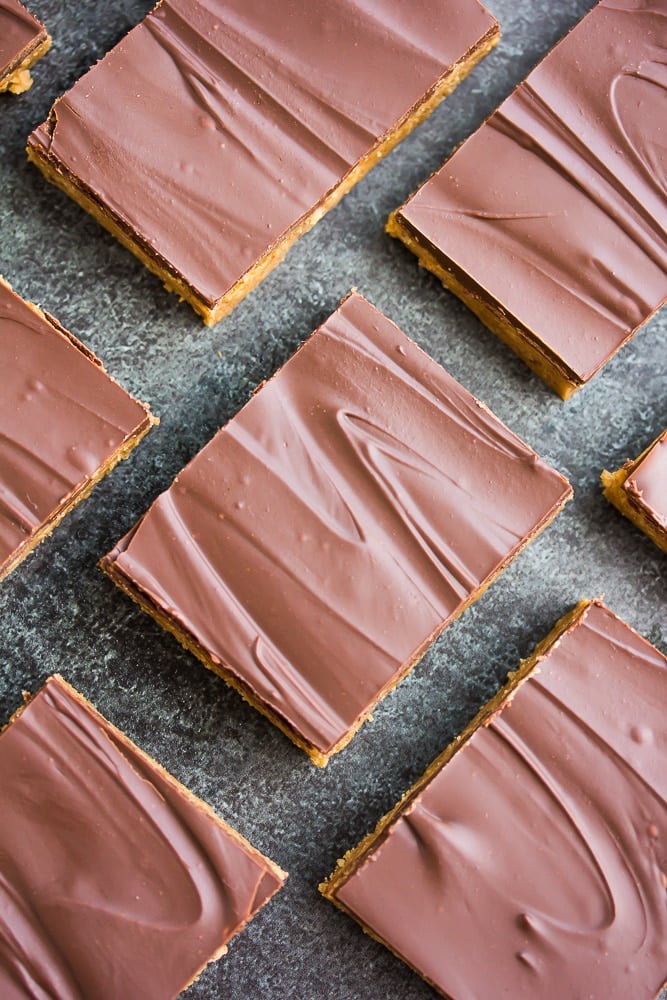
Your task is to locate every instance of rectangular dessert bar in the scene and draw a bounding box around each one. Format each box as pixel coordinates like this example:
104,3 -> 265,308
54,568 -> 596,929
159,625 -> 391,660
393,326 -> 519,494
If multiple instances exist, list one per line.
101,293 -> 572,765
321,600 -> 667,1000
0,0 -> 50,94
0,276 -> 155,581
388,0 -> 667,399
0,674 -> 286,999
27,0 -> 499,325
602,428 -> 667,554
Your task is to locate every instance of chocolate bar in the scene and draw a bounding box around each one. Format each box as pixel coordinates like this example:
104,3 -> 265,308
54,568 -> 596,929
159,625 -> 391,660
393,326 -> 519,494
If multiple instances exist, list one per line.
0,675 -> 286,998
602,428 -> 667,554
0,0 -> 50,94
389,0 -> 667,398
0,276 -> 154,581
28,0 -> 499,324
321,600 -> 667,999
101,293 -> 571,765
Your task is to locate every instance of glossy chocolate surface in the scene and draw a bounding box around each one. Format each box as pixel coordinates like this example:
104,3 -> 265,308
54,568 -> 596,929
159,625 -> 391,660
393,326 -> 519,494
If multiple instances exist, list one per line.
0,675 -> 284,1000
0,0 -> 43,76
28,0 -> 497,306
333,602 -> 667,1000
103,294 -> 571,755
0,279 -> 151,576
625,429 -> 667,530
396,0 -> 667,384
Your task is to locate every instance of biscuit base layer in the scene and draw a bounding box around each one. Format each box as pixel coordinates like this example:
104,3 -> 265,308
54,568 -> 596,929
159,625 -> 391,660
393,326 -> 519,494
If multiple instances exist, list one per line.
0,33 -> 51,94
100,487 -> 570,767
319,599 -> 592,934
602,438 -> 667,555
0,291 -> 156,582
27,26 -> 499,326
386,213 -> 582,399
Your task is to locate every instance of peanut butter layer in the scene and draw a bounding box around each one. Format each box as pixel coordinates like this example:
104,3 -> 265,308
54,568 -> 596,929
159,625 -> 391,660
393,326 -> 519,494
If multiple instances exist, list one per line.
602,428 -> 667,554
0,0 -> 50,94
322,601 -> 667,1000
390,0 -> 667,398
101,293 -> 572,765
27,0 -> 499,324
0,675 -> 286,999
0,277 -> 155,581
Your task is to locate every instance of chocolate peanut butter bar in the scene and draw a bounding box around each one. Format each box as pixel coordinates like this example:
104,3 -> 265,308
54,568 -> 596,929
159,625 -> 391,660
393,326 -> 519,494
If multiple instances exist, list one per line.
0,277 -> 155,581
0,0 -> 50,94
27,0 -> 499,325
602,428 -> 667,554
389,0 -> 667,399
321,600 -> 667,1000
101,293 -> 572,765
0,675 -> 286,999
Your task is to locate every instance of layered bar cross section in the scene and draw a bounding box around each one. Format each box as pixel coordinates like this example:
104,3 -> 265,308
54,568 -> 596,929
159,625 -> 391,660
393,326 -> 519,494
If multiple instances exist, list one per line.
101,293 -> 571,764
321,601 -> 667,1000
0,675 -> 286,999
389,0 -> 667,398
27,0 -> 499,323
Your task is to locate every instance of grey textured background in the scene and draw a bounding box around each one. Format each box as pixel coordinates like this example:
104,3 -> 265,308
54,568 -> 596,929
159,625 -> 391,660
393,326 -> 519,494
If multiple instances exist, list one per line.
0,2 -> 665,998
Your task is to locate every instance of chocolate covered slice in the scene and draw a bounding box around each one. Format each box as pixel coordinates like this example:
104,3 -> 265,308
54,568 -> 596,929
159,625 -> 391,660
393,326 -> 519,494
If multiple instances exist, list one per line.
321,600 -> 667,1000
602,428 -> 667,554
0,0 -> 50,94
0,276 -> 155,581
101,293 -> 572,765
0,675 -> 286,999
27,0 -> 499,324
389,0 -> 667,399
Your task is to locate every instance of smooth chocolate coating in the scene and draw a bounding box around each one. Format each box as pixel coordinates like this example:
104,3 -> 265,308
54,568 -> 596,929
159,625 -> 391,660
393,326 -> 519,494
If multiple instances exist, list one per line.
0,0 -> 43,76
0,279 -> 151,576
333,602 -> 667,1000
0,675 -> 285,1000
103,293 -> 571,756
396,0 -> 667,384
28,0 -> 497,306
625,429 -> 667,530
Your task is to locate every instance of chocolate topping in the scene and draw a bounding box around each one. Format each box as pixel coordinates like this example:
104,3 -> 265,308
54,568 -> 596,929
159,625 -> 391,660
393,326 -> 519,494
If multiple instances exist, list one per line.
332,602 -> 667,1000
0,675 -> 285,1000
625,429 -> 667,531
103,293 -> 571,758
0,279 -> 152,577
396,0 -> 667,384
28,0 -> 497,307
0,0 -> 43,76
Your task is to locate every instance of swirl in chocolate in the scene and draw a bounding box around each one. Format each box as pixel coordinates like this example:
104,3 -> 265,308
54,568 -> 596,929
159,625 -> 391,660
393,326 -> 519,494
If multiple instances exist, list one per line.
103,293 -> 571,757
0,676 -> 284,1000
333,602 -> 667,1000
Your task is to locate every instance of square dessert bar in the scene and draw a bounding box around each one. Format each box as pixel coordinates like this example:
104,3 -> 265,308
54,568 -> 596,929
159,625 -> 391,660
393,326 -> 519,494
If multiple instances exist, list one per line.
0,0 -> 50,94
389,0 -> 667,399
101,293 -> 572,765
602,428 -> 667,554
27,0 -> 499,325
321,600 -> 667,1000
0,277 -> 155,581
0,675 -> 286,999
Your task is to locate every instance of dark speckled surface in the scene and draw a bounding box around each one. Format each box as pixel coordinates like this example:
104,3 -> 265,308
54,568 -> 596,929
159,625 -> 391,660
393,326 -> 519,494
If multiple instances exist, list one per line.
0,3 -> 665,999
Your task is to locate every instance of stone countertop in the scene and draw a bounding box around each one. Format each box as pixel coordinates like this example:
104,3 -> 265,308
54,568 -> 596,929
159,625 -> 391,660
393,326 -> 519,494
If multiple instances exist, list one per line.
0,2 -> 665,998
